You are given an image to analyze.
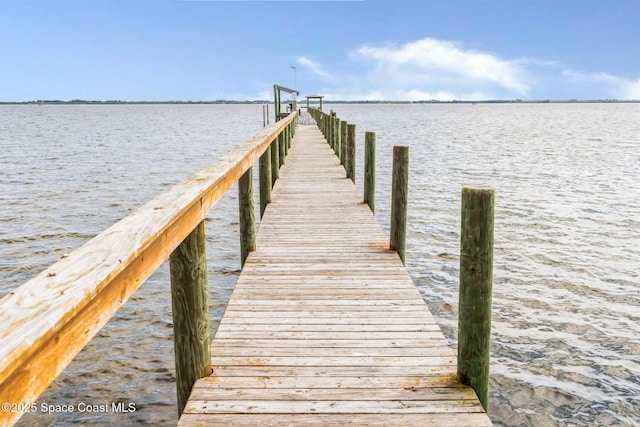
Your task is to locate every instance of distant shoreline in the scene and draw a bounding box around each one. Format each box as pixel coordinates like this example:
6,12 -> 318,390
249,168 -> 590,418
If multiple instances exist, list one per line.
1,99 -> 638,105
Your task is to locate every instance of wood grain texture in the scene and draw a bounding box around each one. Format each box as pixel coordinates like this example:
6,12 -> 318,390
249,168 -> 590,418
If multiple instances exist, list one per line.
259,146 -> 271,218
179,124 -> 492,426
0,112 -> 297,426
457,186 -> 495,411
170,221 -> 211,415
238,167 -> 256,267
270,138 -> 279,185
390,145 -> 409,265
334,117 -> 341,161
347,123 -> 356,183
364,131 -> 376,213
340,119 -> 348,166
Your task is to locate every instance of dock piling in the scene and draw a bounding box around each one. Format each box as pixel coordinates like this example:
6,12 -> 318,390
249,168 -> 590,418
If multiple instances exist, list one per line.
239,167 -> 256,266
259,146 -> 272,218
279,133 -> 285,168
169,221 -> 211,416
271,138 -> 279,185
364,131 -> 376,212
457,186 -> 495,412
347,123 -> 356,183
390,146 -> 409,265
340,120 -> 348,165
334,117 -> 341,159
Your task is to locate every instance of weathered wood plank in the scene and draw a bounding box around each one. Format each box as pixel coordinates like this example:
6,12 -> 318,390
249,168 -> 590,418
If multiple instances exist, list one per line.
210,355 -> 457,367
210,339 -> 449,348
178,413 -> 494,427
210,347 -> 453,357
212,331 -> 449,340
209,366 -> 457,377
188,386 -> 479,401
190,374 -> 460,389
184,399 -> 484,414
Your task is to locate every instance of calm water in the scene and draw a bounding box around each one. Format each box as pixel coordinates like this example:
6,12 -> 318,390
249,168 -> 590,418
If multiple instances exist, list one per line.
1,103 -> 639,426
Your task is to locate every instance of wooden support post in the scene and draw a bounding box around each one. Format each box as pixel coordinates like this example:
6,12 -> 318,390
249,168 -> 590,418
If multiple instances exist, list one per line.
457,186 -> 494,412
279,132 -> 285,168
283,126 -> 289,158
238,167 -> 256,266
170,221 -> 211,416
340,120 -> 348,165
364,131 -> 376,212
390,146 -> 409,265
347,123 -> 356,183
334,118 -> 341,159
274,85 -> 279,122
259,145 -> 271,218
324,114 -> 329,141
323,113 -> 327,138
270,139 -> 279,186
330,111 -> 336,150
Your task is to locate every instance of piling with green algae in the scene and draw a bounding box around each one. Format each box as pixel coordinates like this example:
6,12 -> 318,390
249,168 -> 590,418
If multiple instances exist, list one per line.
457,186 -> 494,412
390,146 -> 409,265
346,123 -> 356,183
364,131 -> 376,212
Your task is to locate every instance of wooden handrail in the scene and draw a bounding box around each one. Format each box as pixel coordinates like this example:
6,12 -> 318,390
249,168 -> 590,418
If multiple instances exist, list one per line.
0,111 -> 297,425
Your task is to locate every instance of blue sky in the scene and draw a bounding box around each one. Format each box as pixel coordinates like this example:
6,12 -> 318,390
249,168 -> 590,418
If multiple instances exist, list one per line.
1,0 -> 639,101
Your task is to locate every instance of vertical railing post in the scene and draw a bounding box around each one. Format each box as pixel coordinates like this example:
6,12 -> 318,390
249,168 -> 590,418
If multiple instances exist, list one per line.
270,137 -> 279,186
259,145 -> 271,218
329,112 -> 334,148
324,113 -> 328,140
340,120 -> 348,166
364,131 -> 376,212
457,186 -> 494,412
239,167 -> 256,267
278,132 -> 285,168
170,221 -> 211,416
283,125 -> 289,158
274,85 -> 279,122
334,118 -> 341,159
324,113 -> 329,141
347,123 -> 356,183
390,146 -> 409,265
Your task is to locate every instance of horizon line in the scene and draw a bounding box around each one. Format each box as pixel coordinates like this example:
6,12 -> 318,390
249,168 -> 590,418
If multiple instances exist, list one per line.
2,99 -> 639,105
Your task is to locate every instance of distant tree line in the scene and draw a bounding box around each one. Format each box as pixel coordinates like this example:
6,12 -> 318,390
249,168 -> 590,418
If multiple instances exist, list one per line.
0,99 -> 638,105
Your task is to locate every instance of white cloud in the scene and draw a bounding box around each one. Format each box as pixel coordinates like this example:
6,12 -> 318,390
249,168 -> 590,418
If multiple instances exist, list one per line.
354,37 -> 531,99
297,56 -> 333,81
563,70 -> 640,100
627,79 -> 640,99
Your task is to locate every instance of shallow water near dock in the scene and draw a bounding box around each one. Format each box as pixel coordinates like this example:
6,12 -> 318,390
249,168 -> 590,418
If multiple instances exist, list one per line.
1,103 -> 639,426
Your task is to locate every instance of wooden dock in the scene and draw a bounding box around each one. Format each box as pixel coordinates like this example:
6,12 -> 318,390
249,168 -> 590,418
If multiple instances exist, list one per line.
178,123 -> 493,426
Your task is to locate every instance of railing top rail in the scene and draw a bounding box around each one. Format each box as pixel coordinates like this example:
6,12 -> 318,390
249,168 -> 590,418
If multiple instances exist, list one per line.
0,111 -> 297,416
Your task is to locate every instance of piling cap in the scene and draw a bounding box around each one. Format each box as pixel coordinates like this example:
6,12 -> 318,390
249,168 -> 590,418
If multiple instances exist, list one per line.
462,186 -> 494,194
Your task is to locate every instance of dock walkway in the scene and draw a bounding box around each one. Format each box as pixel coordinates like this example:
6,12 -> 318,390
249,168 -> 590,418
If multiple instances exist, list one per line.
178,122 -> 493,426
